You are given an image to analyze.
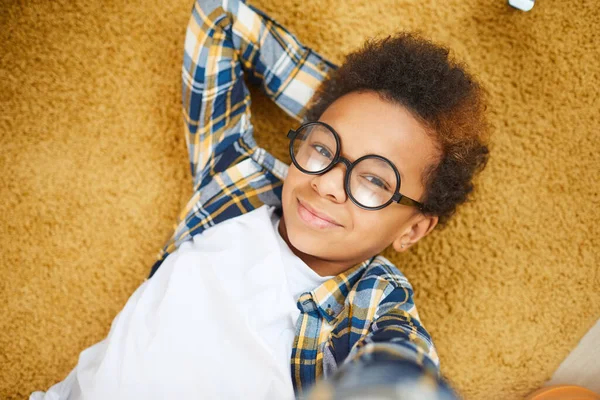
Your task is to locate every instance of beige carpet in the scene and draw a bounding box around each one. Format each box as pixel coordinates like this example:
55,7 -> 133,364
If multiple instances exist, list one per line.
1,0 -> 599,398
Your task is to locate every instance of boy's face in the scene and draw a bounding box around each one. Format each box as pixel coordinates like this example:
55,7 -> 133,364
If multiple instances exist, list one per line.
279,90 -> 440,275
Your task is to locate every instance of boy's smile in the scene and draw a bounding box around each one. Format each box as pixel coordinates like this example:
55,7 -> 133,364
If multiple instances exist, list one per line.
296,198 -> 344,229
278,90 -> 440,277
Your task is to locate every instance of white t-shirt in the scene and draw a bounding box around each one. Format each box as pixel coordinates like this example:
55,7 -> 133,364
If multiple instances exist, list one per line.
31,205 -> 334,400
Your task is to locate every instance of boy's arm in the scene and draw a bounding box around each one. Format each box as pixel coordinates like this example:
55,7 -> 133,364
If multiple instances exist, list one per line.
183,0 -> 336,192
309,288 -> 460,399
149,0 -> 335,277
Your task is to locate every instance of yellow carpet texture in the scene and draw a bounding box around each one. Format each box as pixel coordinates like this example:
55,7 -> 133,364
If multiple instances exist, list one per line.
1,0 -> 599,398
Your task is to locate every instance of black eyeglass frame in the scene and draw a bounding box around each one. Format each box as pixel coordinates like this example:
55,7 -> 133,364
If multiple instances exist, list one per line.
287,121 -> 424,211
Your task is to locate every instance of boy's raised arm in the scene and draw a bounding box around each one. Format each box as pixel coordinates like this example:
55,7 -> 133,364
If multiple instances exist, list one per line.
182,0 -> 336,192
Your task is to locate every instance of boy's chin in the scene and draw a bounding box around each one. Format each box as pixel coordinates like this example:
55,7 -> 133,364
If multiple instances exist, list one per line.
286,225 -> 335,258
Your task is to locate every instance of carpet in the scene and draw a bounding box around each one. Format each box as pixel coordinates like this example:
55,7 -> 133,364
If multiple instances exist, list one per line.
1,0 -> 598,398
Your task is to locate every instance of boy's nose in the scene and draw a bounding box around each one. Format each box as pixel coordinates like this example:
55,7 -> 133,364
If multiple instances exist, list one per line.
311,163 -> 348,204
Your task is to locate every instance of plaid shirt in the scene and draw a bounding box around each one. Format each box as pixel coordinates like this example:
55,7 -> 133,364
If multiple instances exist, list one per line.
149,0 -> 451,397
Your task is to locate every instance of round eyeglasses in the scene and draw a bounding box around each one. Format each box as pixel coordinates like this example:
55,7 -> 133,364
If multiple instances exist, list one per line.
287,121 -> 424,211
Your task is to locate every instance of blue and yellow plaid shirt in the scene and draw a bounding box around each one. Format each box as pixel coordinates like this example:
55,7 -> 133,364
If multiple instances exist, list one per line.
149,0 -> 456,398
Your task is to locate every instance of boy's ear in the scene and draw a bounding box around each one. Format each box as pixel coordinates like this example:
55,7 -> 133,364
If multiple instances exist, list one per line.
392,215 -> 439,252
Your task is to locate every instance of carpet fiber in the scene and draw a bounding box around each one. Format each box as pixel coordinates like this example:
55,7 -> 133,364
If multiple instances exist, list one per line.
1,0 -> 599,398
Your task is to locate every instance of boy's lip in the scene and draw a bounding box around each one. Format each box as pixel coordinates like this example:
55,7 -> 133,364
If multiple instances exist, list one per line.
297,198 -> 343,227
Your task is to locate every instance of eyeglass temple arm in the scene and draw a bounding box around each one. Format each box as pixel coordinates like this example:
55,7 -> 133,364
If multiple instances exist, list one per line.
394,193 -> 424,210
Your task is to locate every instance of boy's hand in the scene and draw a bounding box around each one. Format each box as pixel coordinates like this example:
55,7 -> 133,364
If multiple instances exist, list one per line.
305,359 -> 460,400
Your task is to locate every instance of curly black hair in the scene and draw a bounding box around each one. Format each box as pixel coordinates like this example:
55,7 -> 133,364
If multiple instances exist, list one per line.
304,33 -> 490,227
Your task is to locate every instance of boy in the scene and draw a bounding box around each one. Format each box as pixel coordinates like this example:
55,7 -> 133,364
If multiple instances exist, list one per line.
32,0 -> 489,398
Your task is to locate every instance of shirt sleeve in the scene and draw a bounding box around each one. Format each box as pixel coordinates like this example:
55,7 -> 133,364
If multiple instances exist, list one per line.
344,287 -> 441,374
182,0 -> 337,192
307,286 -> 459,399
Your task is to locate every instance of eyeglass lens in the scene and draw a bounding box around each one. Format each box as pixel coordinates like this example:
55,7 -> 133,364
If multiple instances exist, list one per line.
291,124 -> 397,208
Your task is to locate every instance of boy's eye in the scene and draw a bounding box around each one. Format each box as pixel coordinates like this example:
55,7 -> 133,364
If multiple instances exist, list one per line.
312,144 -> 333,159
364,175 -> 391,191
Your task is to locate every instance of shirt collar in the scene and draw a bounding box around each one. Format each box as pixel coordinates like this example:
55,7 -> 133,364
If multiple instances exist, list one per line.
309,256 -> 375,324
